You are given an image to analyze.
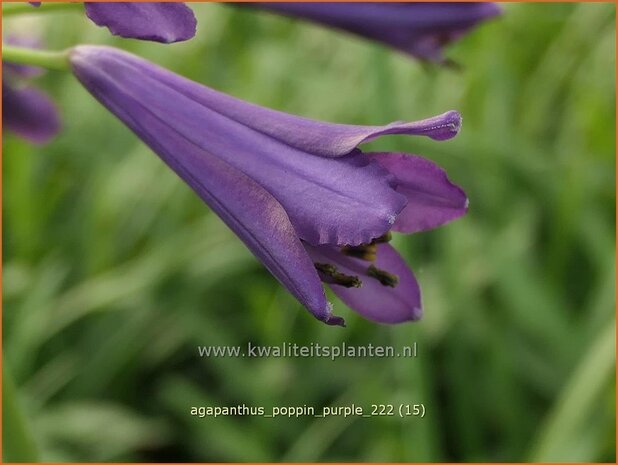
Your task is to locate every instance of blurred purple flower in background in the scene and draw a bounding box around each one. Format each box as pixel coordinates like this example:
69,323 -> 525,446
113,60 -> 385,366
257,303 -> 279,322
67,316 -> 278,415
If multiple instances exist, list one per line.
70,45 -> 468,326
249,2 -> 501,63
3,37 -> 60,144
84,2 -> 197,43
30,2 -> 197,43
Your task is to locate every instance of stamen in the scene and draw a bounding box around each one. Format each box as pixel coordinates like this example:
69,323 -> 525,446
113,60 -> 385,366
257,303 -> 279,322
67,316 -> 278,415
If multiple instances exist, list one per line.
367,265 -> 399,287
315,263 -> 337,275
341,243 -> 377,261
315,263 -> 362,288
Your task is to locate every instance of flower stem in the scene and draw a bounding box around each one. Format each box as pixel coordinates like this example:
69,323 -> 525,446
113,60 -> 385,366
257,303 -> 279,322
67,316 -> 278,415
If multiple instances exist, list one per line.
2,365 -> 40,462
2,1 -> 83,16
3,45 -> 70,71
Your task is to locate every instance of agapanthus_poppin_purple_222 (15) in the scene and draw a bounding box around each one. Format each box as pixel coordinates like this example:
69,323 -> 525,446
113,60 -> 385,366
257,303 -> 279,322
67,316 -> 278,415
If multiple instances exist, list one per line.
69,45 -> 469,326
247,2 -> 502,63
29,2 -> 197,44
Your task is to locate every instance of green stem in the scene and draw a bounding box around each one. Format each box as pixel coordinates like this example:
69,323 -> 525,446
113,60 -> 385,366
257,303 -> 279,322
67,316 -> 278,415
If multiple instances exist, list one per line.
3,364 -> 40,462
2,2 -> 83,16
3,44 -> 70,71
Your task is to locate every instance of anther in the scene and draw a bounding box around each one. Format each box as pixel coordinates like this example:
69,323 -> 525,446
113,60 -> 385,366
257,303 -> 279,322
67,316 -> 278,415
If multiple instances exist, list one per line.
367,265 -> 399,287
341,243 -> 377,261
315,263 -> 362,288
315,263 -> 337,275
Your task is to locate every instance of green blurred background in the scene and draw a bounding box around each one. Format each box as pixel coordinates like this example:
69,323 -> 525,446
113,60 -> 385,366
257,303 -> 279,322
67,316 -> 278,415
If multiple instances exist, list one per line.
3,2 -> 616,462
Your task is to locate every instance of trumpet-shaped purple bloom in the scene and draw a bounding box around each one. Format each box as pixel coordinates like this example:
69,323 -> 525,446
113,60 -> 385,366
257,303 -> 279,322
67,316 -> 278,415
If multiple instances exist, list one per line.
30,2 -> 196,43
249,2 -> 501,63
3,38 -> 60,144
70,45 -> 468,325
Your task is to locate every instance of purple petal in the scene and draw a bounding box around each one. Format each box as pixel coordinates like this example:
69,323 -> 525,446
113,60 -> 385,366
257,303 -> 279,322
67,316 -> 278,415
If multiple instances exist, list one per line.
84,2 -> 197,43
139,71 -> 462,156
3,82 -> 61,144
160,85 -> 462,157
96,44 -> 460,157
306,243 -> 422,324
367,153 -> 468,233
70,46 -> 421,247
250,2 -> 501,63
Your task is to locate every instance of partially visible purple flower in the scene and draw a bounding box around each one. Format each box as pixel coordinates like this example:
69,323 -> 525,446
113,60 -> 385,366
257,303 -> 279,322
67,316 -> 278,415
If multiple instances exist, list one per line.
3,83 -> 60,144
84,2 -> 197,44
248,2 -> 501,63
69,45 -> 468,325
3,37 -> 60,144
28,2 -> 196,43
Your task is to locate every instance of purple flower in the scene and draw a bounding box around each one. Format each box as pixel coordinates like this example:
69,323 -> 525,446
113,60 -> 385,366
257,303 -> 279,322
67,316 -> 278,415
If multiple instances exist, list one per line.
69,45 -> 468,325
248,2 -> 501,63
29,2 -> 196,43
3,37 -> 60,144
3,83 -> 60,144
84,2 -> 197,44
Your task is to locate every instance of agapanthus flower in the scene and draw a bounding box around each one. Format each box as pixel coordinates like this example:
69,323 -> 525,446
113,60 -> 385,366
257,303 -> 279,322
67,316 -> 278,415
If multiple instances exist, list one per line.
70,45 -> 468,325
3,37 -> 60,144
30,2 -> 197,44
248,2 -> 501,63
